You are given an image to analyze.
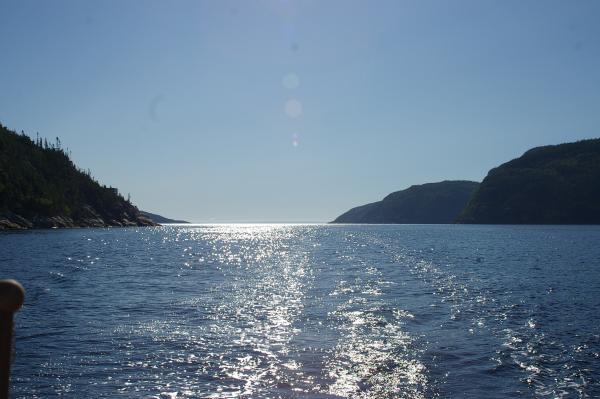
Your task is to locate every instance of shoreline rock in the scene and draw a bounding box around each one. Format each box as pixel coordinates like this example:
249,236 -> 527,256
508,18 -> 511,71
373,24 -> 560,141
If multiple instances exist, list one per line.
0,211 -> 159,230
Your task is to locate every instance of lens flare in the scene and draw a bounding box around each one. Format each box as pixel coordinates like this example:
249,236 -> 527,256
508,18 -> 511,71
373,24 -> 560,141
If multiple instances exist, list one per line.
284,99 -> 303,118
282,73 -> 300,89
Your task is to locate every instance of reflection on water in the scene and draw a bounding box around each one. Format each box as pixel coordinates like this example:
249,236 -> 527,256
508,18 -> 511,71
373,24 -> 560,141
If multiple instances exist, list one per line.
2,224 -> 600,398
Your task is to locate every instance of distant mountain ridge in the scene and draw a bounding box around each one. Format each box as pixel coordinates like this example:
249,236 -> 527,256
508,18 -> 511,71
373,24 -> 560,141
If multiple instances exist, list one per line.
139,211 -> 189,224
332,180 -> 480,224
458,138 -> 600,224
0,123 -> 156,229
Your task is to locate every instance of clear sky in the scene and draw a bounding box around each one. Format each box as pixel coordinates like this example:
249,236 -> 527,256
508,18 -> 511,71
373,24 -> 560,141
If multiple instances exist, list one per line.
1,0 -> 599,222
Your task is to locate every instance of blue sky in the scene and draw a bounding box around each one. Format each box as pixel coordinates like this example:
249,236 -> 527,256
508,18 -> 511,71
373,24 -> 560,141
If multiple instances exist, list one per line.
1,0 -> 599,222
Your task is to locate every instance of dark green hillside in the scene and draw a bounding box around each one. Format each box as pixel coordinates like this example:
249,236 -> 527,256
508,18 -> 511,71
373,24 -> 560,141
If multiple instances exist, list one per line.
0,123 -> 155,229
332,180 -> 480,224
458,139 -> 600,224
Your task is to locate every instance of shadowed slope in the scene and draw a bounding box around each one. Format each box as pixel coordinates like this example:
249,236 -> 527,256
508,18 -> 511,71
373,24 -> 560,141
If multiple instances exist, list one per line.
139,211 -> 189,224
458,139 -> 600,224
333,181 -> 479,224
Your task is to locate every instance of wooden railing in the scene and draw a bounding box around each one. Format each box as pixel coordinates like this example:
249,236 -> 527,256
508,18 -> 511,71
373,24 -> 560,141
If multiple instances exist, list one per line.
0,280 -> 25,399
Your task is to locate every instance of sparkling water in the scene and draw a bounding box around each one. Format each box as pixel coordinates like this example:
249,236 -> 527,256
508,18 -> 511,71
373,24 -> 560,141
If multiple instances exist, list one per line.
2,225 -> 599,398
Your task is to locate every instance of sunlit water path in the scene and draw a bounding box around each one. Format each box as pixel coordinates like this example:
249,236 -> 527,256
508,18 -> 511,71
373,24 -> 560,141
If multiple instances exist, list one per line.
1,225 -> 599,398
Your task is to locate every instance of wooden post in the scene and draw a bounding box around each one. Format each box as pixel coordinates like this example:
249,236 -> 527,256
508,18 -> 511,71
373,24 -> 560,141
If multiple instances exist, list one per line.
0,280 -> 25,399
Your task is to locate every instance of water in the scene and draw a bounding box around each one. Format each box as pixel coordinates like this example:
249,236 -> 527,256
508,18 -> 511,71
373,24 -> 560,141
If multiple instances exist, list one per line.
1,224 -> 600,398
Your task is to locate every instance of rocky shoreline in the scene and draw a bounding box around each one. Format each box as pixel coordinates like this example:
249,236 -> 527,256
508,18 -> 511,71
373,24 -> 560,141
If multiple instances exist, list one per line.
0,208 -> 157,230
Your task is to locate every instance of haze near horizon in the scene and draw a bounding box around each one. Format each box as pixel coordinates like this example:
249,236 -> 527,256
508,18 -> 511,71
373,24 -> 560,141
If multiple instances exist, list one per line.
1,0 -> 599,222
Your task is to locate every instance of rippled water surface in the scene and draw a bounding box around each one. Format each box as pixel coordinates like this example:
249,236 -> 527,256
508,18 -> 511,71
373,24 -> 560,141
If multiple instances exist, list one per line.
1,224 -> 600,398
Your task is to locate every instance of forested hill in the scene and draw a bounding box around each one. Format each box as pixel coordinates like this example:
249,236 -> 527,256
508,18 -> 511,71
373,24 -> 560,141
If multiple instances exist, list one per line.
332,181 -> 480,224
0,124 -> 156,229
457,138 -> 600,224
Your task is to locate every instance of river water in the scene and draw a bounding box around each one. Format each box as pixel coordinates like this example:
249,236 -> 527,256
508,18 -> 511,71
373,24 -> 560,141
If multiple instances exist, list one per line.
1,224 -> 599,398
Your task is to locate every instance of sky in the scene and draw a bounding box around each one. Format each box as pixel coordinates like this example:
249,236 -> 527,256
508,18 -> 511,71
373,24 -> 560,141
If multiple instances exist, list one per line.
1,0 -> 600,222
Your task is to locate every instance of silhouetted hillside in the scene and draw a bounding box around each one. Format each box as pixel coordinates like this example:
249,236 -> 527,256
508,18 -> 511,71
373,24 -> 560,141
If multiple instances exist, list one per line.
332,181 -> 480,224
139,211 -> 189,224
0,123 -> 156,229
457,139 -> 600,224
